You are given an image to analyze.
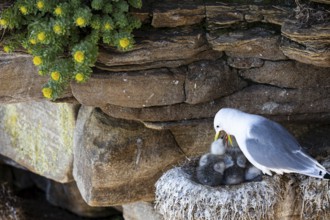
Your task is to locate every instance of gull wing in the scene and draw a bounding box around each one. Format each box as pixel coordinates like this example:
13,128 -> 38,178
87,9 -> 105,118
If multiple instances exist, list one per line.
244,118 -> 313,171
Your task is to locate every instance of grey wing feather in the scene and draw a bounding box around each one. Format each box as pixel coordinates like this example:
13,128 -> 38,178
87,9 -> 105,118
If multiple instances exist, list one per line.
245,118 -> 314,171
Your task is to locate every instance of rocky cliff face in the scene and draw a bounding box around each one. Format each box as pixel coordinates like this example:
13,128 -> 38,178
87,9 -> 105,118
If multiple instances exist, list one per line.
0,0 -> 330,219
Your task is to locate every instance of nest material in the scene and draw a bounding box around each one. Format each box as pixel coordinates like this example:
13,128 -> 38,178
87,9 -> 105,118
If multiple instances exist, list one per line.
298,158 -> 330,220
155,165 -> 283,220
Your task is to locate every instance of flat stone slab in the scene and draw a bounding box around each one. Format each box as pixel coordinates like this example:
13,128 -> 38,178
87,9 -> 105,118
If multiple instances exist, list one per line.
71,68 -> 186,108
280,38 -> 330,67
151,0 -> 205,28
0,53 -> 72,104
239,60 -> 330,88
0,101 -> 77,182
73,107 -> 184,206
208,27 -> 287,60
96,27 -> 222,72
102,85 -> 330,123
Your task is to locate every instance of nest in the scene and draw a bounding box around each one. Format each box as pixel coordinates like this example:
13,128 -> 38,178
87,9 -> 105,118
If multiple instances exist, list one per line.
298,157 -> 330,220
155,159 -> 284,220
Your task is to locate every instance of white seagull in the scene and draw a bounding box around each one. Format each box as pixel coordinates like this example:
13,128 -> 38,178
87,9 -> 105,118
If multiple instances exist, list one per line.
213,108 -> 330,179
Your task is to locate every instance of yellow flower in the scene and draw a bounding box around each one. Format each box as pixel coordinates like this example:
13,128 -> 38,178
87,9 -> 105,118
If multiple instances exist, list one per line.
36,1 -> 44,10
33,56 -> 42,66
104,22 -> 112,31
19,6 -> 28,15
42,87 -> 52,99
51,71 -> 60,81
0,19 -> 7,27
75,73 -> 84,82
53,24 -> 62,34
29,38 -> 37,45
74,51 -> 84,63
75,17 -> 86,27
37,32 -> 46,42
54,6 -> 63,16
3,46 -> 10,53
119,38 -> 130,49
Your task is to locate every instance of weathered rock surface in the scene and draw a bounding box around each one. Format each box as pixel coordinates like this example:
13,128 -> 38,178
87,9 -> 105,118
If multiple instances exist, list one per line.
280,38 -> 330,67
205,3 -> 291,29
71,68 -> 185,108
282,21 -> 330,46
0,54 -> 45,103
73,107 -> 184,206
239,60 -> 330,88
0,101 -> 78,183
151,0 -> 205,28
208,27 -> 287,60
0,53 -> 73,104
123,202 -> 163,220
96,27 -> 222,72
227,57 -> 264,69
102,85 -> 330,123
280,15 -> 330,67
46,180 -> 119,218
185,60 -> 247,104
74,59 -> 247,108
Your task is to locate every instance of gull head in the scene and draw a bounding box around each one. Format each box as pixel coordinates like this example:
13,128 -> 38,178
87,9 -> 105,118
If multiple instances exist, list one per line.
213,108 -> 234,145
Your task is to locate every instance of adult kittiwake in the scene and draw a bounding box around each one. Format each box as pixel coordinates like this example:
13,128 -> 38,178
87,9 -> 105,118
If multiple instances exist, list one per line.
213,108 -> 330,179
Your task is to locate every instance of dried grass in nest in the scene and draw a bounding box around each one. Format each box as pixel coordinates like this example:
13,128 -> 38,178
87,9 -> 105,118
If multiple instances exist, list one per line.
155,159 -> 284,220
298,157 -> 330,220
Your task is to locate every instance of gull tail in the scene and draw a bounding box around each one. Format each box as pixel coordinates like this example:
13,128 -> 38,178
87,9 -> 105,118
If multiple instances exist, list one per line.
323,172 -> 330,179
301,164 -> 330,179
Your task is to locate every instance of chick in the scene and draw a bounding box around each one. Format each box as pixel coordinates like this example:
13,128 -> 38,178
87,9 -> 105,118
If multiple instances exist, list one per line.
222,146 -> 247,185
196,153 -> 226,186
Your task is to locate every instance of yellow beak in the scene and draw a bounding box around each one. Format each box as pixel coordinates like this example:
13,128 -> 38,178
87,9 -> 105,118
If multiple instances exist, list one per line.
214,131 -> 233,146
214,131 -> 221,141
227,134 -> 233,146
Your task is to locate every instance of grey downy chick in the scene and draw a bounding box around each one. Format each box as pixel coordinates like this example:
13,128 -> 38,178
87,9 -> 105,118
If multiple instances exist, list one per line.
223,146 -> 247,185
196,153 -> 226,186
245,164 -> 263,182
223,136 -> 263,184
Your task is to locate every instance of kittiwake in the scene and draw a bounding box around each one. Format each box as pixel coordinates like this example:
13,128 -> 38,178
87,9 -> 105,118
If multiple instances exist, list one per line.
213,108 -> 330,179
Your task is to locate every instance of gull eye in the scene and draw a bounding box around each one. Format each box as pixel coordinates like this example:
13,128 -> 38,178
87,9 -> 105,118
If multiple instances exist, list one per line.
216,125 -> 220,128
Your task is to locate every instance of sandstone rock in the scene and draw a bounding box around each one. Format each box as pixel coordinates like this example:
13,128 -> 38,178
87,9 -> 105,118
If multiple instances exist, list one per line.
281,20 -> 330,46
185,60 -> 247,104
46,180 -> 119,218
205,3 -> 245,29
71,68 -> 185,108
160,119 -> 214,157
207,27 -> 287,60
0,53 -> 72,104
205,3 -> 290,29
227,57 -> 264,69
239,60 -> 330,88
0,101 -> 78,183
96,27 -> 222,72
102,85 -> 330,123
73,107 -> 184,206
123,202 -> 164,220
151,0 -> 205,28
280,38 -> 330,67
0,54 -> 46,103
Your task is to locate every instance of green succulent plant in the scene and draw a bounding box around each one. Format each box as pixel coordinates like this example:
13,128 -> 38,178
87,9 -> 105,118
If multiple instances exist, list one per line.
0,0 -> 142,100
